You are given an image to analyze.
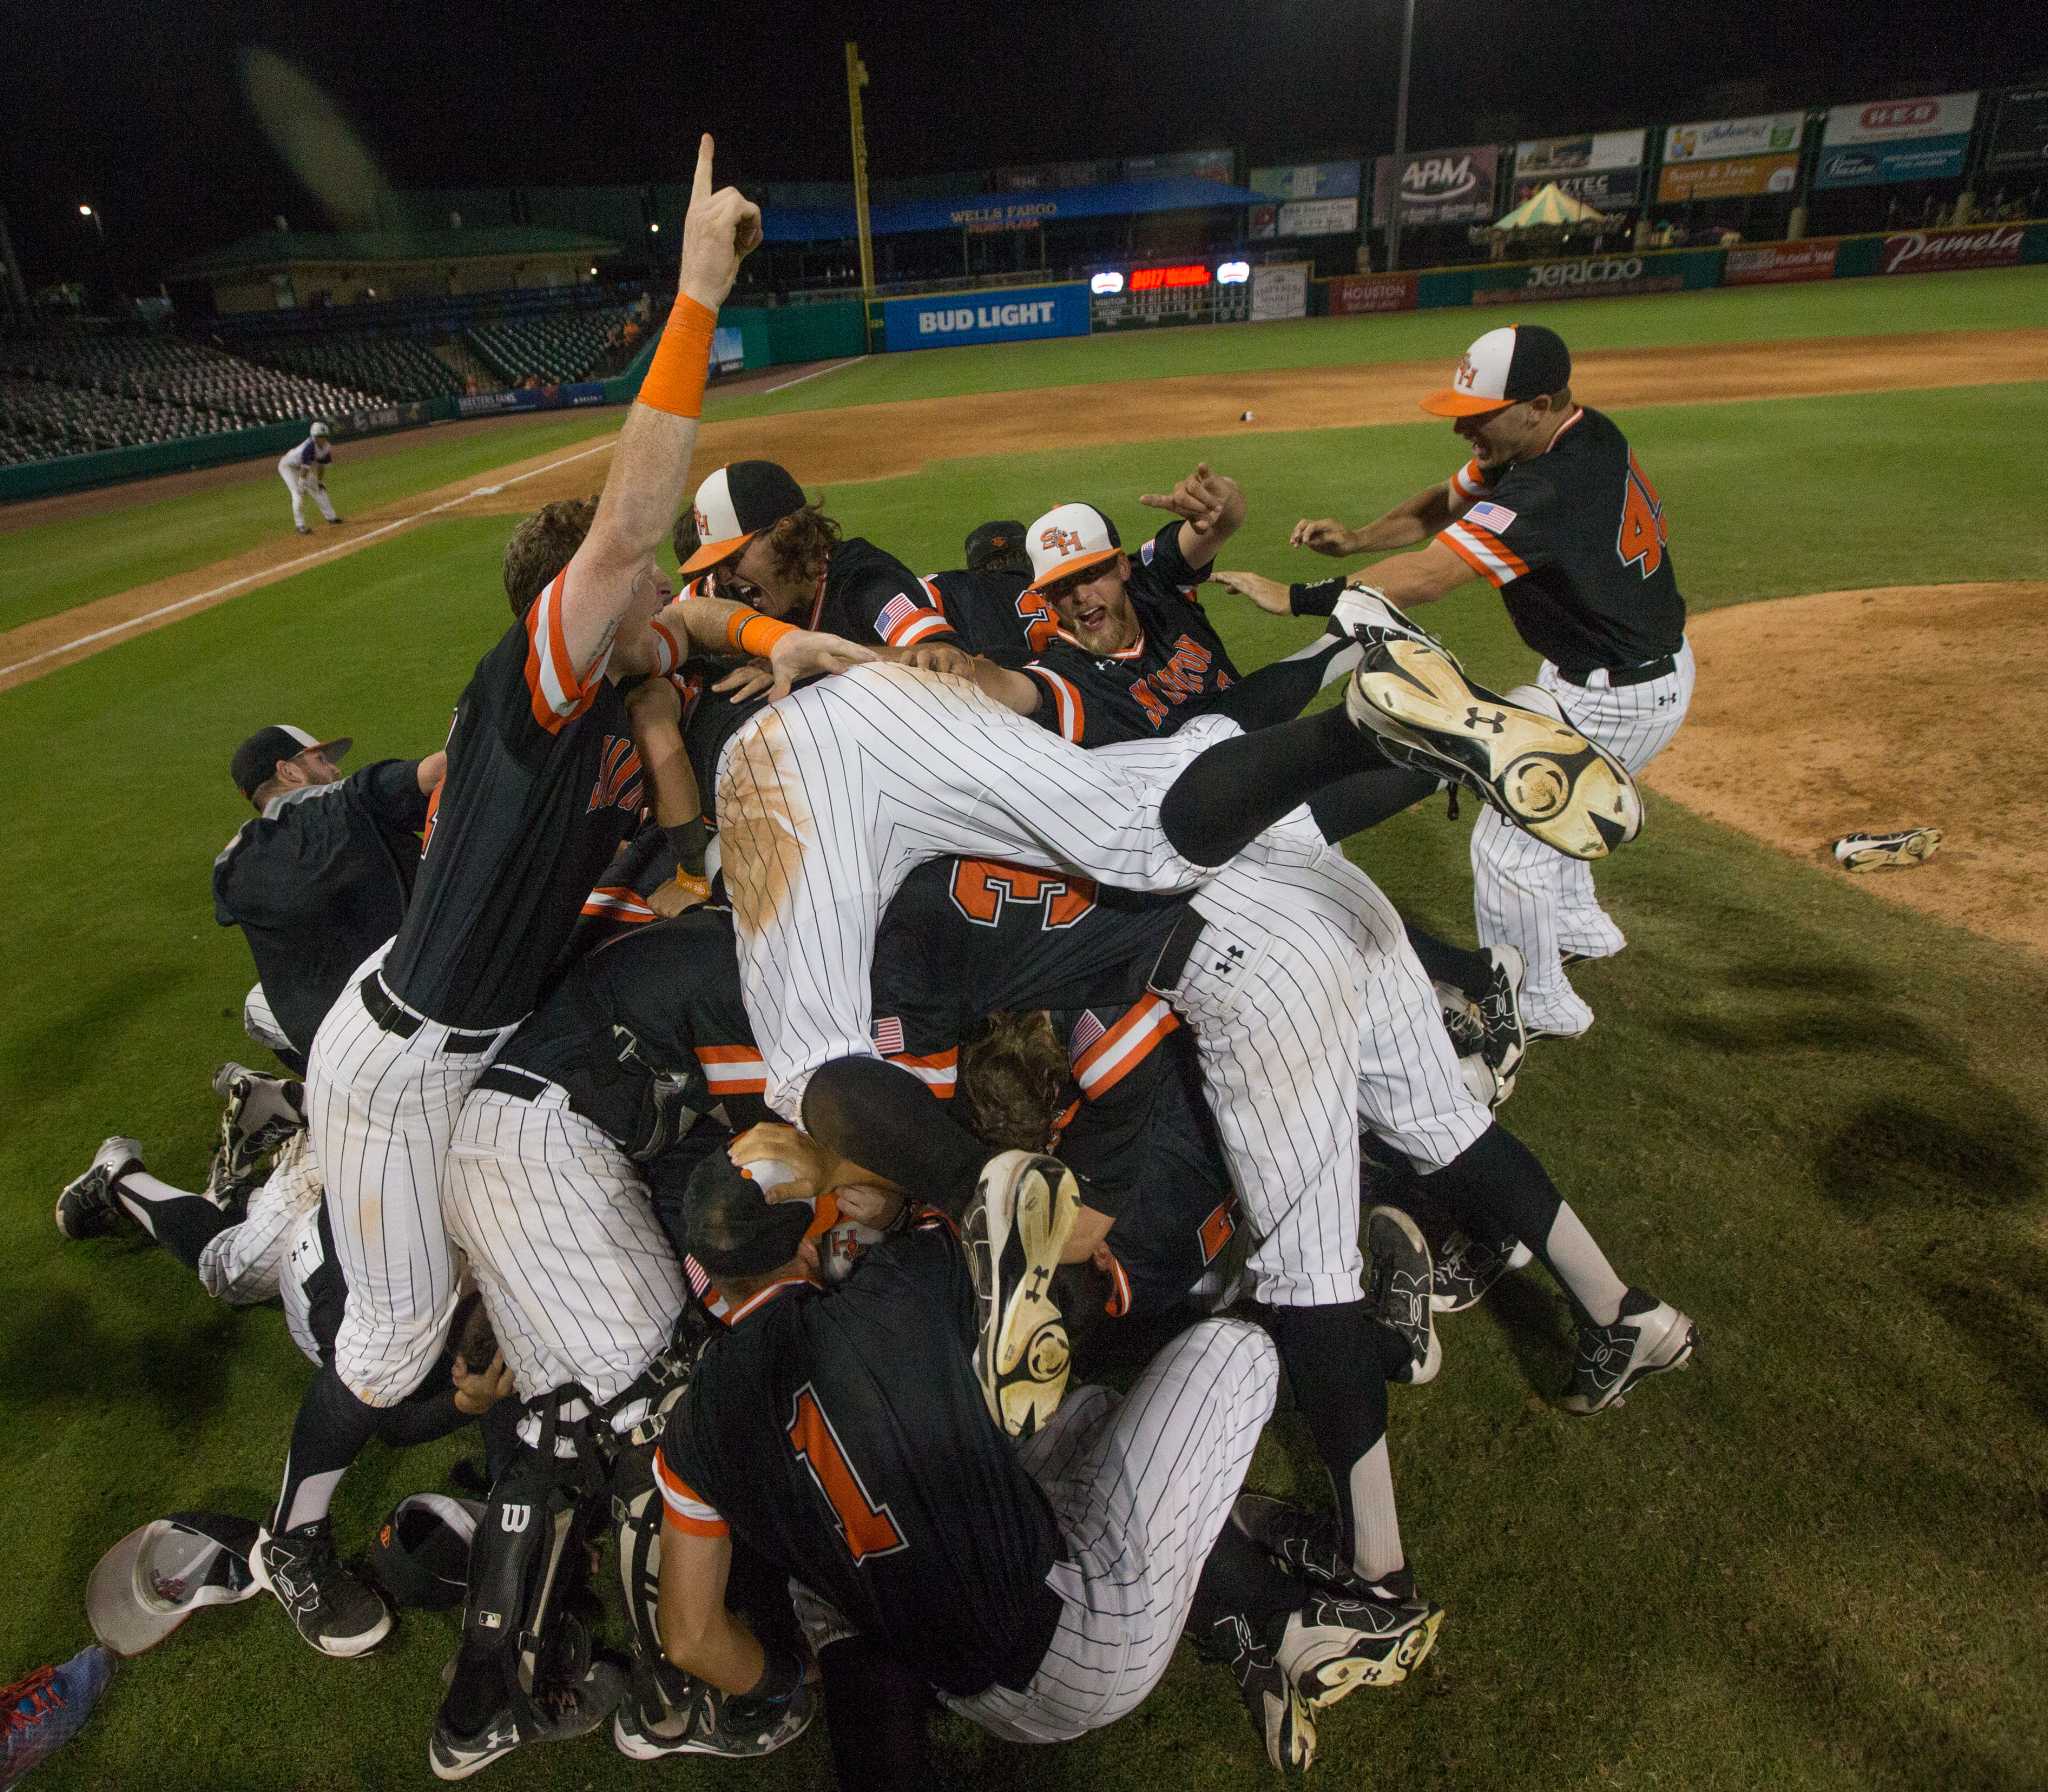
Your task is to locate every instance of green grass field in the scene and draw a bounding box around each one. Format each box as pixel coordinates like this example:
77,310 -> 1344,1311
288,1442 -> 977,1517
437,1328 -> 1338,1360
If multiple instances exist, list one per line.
3,269 -> 2046,1791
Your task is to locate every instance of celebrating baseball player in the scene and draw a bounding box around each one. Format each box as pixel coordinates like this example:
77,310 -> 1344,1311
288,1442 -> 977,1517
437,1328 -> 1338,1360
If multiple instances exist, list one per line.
278,421 -> 342,535
1219,323 -> 1691,1038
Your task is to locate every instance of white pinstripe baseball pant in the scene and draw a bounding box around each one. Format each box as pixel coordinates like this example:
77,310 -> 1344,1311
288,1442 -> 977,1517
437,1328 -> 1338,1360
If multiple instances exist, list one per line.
1472,640 -> 1694,1034
718,663 -> 1490,1310
442,1082 -> 686,1408
195,1129 -> 324,1305
305,940 -> 517,1406
242,981 -> 294,1058
945,1319 -> 1278,1741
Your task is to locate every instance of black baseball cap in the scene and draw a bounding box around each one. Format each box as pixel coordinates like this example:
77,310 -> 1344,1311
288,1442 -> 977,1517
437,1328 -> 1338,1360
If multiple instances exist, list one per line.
230,724 -> 352,799
680,461 -> 808,575
680,1147 -> 814,1278
1421,324 -> 1573,416
964,519 -> 1030,575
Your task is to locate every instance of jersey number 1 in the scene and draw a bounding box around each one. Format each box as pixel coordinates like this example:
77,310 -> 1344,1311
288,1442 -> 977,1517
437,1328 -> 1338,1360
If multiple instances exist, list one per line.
788,1384 -> 907,1564
1615,452 -> 1668,578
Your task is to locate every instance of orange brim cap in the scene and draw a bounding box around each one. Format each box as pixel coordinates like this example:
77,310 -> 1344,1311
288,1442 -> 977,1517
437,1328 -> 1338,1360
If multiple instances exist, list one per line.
1420,389 -> 1515,418
679,531 -> 756,576
1026,546 -> 1122,595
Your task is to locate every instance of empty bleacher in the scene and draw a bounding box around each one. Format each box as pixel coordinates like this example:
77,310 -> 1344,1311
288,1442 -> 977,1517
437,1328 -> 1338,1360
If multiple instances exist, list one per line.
466,304 -> 639,386
242,332 -> 464,405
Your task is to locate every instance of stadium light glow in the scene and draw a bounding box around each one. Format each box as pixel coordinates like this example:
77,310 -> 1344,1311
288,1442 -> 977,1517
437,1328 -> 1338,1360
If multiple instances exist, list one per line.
1090,271 -> 1124,295
649,221 -> 660,233
78,203 -> 93,216
1216,260 -> 1251,284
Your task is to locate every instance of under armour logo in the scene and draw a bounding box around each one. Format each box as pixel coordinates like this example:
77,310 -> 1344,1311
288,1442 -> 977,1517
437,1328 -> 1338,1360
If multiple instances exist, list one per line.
1027,1264 -> 1051,1296
1465,707 -> 1507,733
1213,944 -> 1246,973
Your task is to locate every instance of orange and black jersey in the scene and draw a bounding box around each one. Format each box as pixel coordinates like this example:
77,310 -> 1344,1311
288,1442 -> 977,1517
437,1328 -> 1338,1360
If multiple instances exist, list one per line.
868,857 -> 1192,1091
1050,1005 -> 1237,1320
381,570 -> 649,1028
655,1224 -> 1062,1698
212,758 -> 429,1058
1022,522 -> 1237,746
920,566 -> 1048,667
1438,406 -> 1685,674
494,906 -> 769,1154
814,536 -> 959,651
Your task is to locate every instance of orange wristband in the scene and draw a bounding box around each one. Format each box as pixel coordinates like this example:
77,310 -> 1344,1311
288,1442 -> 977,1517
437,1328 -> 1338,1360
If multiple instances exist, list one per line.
736,615 -> 795,659
636,295 -> 717,419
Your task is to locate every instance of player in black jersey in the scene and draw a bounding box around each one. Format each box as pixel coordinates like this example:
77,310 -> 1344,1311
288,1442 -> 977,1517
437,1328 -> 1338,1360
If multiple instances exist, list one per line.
916,519 -> 1046,666
213,724 -> 445,1069
1221,322 -> 1692,1041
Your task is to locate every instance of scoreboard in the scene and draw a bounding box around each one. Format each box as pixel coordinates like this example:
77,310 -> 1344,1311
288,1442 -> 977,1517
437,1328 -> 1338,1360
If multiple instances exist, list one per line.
1088,261 -> 1253,331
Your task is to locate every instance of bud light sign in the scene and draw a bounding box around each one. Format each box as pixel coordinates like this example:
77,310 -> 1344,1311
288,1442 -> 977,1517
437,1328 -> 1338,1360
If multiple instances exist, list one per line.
882,283 -> 1092,352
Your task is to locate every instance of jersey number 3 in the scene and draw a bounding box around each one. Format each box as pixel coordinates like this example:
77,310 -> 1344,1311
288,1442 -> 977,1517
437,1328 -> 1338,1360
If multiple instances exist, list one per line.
1616,452 -> 1668,579
788,1384 -> 907,1564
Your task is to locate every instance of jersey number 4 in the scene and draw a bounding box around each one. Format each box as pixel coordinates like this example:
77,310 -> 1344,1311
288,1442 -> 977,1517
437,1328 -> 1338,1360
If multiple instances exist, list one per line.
788,1384 -> 908,1564
1615,452 -> 1669,578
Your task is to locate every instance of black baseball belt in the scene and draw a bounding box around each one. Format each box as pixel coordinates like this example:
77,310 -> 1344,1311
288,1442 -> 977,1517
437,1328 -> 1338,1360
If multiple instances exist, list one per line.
1554,652 -> 1677,688
358,975 -> 501,1054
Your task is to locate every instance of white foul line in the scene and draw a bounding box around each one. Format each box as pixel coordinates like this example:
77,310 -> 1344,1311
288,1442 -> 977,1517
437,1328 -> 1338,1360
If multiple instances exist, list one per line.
761,355 -> 869,395
0,436 -> 617,684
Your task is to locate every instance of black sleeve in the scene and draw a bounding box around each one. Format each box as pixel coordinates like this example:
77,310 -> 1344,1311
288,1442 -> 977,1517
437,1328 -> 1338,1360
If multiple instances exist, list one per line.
1132,520 -> 1206,595
831,539 -> 957,648
350,759 -> 431,835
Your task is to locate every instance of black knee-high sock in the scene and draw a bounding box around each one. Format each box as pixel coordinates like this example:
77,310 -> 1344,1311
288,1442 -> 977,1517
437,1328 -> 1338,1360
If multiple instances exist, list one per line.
112,1173 -> 233,1272
802,1056 -> 990,1214
819,1637 -> 933,1789
1404,923 -> 1494,1003
1189,1517 -> 1309,1642
1161,706 -> 1364,867
1265,1302 -> 1403,1581
1308,767 -> 1441,842
273,1365 -> 382,1533
1433,1123 -> 1628,1327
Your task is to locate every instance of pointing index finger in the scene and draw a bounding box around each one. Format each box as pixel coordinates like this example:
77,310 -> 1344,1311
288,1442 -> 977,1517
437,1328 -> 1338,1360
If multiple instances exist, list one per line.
693,133 -> 715,202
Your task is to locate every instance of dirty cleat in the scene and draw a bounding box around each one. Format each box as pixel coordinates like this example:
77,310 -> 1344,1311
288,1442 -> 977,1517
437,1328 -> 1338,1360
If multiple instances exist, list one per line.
250,1520 -> 393,1659
1345,619 -> 1641,860
1,1644 -> 114,1783
1560,1289 -> 1698,1415
1230,1494 -> 1379,1603
963,1151 -> 1080,1439
209,1062 -> 306,1195
1430,1229 -> 1534,1314
1832,828 -> 1941,872
613,1675 -> 814,1761
1275,1587 -> 1444,1706
55,1137 -> 142,1240
1475,944 -> 1527,1091
430,1659 -> 626,1780
1196,1612 -> 1316,1775
1366,1206 -> 1439,1385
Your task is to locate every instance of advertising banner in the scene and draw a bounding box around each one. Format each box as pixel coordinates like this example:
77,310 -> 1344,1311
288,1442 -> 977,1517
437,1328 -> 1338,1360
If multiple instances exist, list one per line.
1656,152 -> 1800,202
1823,92 -> 1979,146
1121,149 -> 1236,185
1724,240 -> 1842,285
1250,262 -> 1310,322
712,325 -> 745,373
1514,129 -> 1647,177
1249,161 -> 1361,200
1326,272 -> 1418,315
882,283 -> 1090,352
1511,169 -> 1642,211
1250,196 -> 1360,238
1987,89 -> 2048,173
456,381 -> 607,417
1472,251 -> 1686,306
1662,112 -> 1805,163
1815,138 -> 1971,188
1372,146 -> 1500,225
1877,224 -> 2026,276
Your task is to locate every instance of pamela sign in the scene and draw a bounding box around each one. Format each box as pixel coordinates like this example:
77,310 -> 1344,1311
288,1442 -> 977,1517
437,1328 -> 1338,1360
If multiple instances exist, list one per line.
881,283 -> 1091,352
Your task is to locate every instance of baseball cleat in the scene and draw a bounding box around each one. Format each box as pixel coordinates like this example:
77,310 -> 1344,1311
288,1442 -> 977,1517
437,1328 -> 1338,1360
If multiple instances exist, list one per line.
1476,945 -> 1527,1091
430,1659 -> 626,1780
0,1644 -> 113,1784
1230,1494 -> 1380,1603
250,1521 -> 393,1659
1366,1206 -> 1439,1385
209,1062 -> 306,1195
55,1137 -> 142,1240
1832,828 -> 1942,872
1560,1289 -> 1698,1415
1344,625 -> 1641,860
613,1677 -> 814,1761
1276,1588 -> 1445,1707
1197,1612 -> 1316,1775
295,525 -> 312,535
1429,1229 -> 1533,1313
964,1151 -> 1080,1440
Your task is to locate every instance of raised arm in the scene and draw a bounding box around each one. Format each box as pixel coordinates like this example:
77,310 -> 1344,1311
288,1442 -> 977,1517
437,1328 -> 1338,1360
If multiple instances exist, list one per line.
1140,462 -> 1246,569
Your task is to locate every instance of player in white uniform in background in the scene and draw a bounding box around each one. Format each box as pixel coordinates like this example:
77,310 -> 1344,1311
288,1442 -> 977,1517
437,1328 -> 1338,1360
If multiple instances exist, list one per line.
278,421 -> 342,535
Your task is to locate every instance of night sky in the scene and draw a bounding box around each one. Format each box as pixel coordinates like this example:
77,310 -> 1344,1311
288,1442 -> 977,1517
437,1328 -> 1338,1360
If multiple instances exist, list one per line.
1,0 -> 2038,293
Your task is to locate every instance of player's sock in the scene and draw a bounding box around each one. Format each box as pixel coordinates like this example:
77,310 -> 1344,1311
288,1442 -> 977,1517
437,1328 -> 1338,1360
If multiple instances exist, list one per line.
819,1637 -> 933,1787
1436,1124 -> 1627,1327
1265,1301 -> 1404,1582
111,1171 -> 234,1271
1403,924 -> 1493,1003
1189,1512 -> 1307,1638
1372,1318 -> 1417,1380
1161,705 -> 1363,867
272,1366 -> 382,1534
1307,766 -> 1441,841
801,1055 -> 1001,1215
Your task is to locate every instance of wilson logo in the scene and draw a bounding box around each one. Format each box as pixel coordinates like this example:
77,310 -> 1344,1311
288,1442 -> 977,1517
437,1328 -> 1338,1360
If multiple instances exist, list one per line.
500,1505 -> 531,1534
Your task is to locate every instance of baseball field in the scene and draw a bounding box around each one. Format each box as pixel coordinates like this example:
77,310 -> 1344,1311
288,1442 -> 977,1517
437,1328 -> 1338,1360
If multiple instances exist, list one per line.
2,264 -> 2044,1790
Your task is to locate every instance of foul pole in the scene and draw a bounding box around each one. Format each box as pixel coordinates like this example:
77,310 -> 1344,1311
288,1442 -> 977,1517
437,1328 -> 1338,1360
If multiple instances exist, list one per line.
845,42 -> 877,310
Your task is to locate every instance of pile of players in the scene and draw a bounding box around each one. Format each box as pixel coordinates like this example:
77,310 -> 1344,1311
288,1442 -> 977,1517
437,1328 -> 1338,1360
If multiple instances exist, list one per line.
52,140 -> 1698,1784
